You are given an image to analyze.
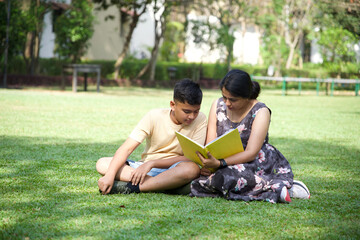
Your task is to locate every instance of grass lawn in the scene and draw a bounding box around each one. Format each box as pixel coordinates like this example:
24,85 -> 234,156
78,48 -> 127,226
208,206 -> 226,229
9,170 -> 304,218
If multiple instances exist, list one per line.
1,87 -> 359,239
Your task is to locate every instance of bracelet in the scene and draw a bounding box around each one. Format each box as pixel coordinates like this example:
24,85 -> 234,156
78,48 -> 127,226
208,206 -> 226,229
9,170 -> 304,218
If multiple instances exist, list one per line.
219,158 -> 227,168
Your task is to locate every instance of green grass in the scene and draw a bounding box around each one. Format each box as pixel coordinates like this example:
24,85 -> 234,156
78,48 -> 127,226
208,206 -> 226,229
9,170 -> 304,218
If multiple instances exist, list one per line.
1,87 -> 359,239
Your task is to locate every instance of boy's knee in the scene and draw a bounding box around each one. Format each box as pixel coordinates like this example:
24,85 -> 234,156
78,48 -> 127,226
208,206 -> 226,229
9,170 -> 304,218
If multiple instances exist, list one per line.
178,162 -> 200,181
96,157 -> 110,175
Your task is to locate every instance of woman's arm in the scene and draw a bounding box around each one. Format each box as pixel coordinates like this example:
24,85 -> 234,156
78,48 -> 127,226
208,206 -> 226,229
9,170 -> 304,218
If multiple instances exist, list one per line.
228,107 -> 270,164
206,99 -> 218,144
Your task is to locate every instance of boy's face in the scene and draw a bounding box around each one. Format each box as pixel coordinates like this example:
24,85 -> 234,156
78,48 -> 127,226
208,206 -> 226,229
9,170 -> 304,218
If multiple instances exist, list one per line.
170,100 -> 201,125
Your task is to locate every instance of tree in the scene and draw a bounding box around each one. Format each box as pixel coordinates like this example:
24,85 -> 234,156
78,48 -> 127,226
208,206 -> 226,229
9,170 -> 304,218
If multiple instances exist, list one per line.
22,0 -> 51,75
308,0 -> 359,78
0,0 -> 28,86
133,0 -> 172,85
159,21 -> 184,62
53,0 -> 95,63
190,0 -> 256,71
282,0 -> 313,69
92,0 -> 152,80
256,0 -> 287,75
315,0 -> 360,39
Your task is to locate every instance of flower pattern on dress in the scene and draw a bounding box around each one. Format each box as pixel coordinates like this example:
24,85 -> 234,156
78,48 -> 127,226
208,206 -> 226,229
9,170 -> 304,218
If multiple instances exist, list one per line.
235,177 -> 247,191
252,109 -> 260,118
217,111 -> 227,122
282,180 -> 291,188
255,168 -> 264,176
265,143 -> 274,151
252,175 -> 263,192
256,150 -> 266,163
278,167 -> 291,174
271,183 -> 280,192
229,164 -> 245,172
219,101 -> 226,111
237,124 -> 247,133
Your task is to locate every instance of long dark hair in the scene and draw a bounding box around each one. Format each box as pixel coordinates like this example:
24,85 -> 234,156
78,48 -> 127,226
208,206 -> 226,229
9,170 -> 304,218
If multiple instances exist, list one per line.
219,69 -> 260,99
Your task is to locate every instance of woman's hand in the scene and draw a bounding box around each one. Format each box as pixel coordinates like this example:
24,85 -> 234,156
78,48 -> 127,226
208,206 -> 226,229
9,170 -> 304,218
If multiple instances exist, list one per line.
196,151 -> 221,169
130,161 -> 154,185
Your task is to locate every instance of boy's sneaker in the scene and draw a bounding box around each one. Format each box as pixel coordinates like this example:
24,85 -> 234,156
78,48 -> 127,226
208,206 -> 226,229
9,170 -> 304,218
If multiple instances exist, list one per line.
279,186 -> 292,203
289,180 -> 310,199
98,181 -> 133,194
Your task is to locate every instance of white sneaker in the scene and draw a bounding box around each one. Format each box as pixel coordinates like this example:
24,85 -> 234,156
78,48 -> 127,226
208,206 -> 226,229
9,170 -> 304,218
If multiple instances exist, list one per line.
289,180 -> 310,199
279,186 -> 291,203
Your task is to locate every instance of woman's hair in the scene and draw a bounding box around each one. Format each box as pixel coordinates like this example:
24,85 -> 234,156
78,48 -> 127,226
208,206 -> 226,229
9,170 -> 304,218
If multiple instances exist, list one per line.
219,69 -> 261,99
173,78 -> 203,105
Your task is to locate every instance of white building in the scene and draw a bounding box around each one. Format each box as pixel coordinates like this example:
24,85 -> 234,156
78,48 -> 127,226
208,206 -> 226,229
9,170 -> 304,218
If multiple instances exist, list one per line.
39,1 -> 261,64
40,1 -> 359,65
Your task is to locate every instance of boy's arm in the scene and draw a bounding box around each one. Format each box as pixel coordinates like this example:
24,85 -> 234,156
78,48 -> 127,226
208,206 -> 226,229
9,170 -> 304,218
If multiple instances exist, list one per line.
98,138 -> 140,194
129,155 -> 189,185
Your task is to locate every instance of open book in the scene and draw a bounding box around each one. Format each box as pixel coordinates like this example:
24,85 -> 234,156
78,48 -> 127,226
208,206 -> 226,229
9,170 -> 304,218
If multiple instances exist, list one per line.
175,128 -> 244,171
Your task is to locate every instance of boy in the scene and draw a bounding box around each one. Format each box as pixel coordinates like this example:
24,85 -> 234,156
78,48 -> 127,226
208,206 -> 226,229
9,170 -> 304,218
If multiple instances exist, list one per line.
96,79 -> 207,194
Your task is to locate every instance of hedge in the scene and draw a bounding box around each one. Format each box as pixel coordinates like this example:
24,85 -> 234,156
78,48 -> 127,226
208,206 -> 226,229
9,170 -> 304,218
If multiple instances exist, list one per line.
4,57 -> 359,87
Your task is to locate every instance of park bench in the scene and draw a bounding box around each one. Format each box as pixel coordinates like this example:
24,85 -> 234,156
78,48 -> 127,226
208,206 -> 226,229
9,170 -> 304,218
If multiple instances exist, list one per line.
62,64 -> 101,92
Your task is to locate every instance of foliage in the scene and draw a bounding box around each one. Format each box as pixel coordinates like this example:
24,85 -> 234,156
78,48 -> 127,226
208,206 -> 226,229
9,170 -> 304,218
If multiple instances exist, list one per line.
315,0 -> 360,38
314,27 -> 358,63
189,0 -> 257,70
53,0 -> 95,63
6,57 -> 359,86
92,0 -> 152,80
159,21 -> 184,62
0,0 -> 28,65
0,0 -> 49,75
1,89 -> 360,239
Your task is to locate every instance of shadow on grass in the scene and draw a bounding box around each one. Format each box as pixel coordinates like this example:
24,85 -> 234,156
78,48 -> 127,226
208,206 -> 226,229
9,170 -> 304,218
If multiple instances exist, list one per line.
1,135 -> 359,239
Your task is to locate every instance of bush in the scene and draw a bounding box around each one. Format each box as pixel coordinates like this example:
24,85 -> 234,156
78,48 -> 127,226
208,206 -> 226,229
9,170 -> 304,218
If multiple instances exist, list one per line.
6,57 -> 359,88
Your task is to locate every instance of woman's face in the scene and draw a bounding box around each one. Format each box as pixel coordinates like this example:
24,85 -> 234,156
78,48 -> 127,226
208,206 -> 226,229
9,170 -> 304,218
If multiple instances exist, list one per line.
221,88 -> 248,111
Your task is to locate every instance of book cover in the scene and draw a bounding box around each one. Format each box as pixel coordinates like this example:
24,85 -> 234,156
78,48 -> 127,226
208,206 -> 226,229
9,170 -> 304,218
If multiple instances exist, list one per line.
175,128 -> 244,171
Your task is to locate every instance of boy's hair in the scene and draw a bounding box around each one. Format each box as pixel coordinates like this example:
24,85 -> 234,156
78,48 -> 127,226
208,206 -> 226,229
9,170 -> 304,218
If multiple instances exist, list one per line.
173,78 -> 202,105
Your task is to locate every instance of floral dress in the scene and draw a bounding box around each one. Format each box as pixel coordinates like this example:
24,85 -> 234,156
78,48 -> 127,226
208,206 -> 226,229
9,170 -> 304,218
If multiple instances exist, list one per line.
190,99 -> 294,203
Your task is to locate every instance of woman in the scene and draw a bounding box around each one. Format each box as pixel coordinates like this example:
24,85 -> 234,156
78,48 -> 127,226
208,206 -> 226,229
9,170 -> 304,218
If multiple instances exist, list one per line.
190,69 -> 295,203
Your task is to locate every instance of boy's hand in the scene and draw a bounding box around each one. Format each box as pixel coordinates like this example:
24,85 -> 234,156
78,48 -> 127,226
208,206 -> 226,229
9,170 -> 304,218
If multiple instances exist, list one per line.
130,161 -> 154,185
98,175 -> 114,195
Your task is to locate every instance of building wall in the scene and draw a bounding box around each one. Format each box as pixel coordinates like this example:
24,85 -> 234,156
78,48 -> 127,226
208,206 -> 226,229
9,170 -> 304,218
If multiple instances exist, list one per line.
39,11 -> 56,58
83,5 -> 126,61
40,2 -> 155,61
184,14 -> 260,65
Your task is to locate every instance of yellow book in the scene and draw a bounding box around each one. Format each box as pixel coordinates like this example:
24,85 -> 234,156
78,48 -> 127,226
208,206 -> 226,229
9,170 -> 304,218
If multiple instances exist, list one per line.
175,128 -> 244,171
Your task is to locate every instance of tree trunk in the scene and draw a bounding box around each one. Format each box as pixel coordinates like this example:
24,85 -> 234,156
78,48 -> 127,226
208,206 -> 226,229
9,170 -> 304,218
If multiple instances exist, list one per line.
134,3 -> 168,86
239,20 -> 246,64
226,44 -> 232,72
113,2 -> 150,80
113,9 -> 141,80
23,0 -> 44,75
285,31 -> 301,69
255,25 -> 264,65
285,43 -> 296,69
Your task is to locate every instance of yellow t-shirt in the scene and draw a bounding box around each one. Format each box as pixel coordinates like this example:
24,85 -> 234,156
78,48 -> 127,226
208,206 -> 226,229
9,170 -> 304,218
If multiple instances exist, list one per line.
129,108 -> 207,162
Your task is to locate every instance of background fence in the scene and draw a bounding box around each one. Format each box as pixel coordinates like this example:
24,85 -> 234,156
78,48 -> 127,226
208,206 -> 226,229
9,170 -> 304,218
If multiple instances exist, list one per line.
251,76 -> 360,96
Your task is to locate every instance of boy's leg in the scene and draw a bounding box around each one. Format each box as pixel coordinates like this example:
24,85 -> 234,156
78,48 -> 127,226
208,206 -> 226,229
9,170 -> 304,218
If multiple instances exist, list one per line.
96,157 -> 135,181
138,161 -> 200,192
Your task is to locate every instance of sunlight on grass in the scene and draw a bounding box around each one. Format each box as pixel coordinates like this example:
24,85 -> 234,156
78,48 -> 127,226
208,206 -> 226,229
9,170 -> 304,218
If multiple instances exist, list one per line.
1,87 -> 359,239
